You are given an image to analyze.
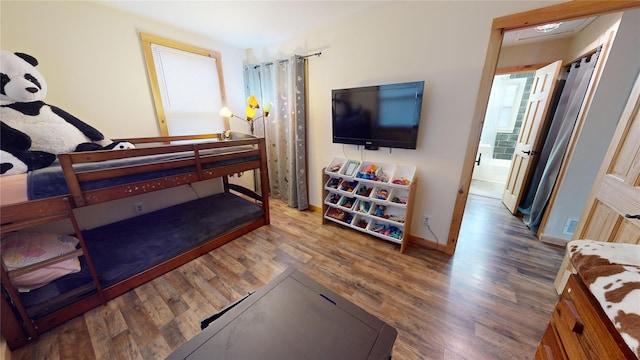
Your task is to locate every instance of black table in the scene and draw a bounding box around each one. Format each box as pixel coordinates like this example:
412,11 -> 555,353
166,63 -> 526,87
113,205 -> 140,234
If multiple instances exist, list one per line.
168,267 -> 397,359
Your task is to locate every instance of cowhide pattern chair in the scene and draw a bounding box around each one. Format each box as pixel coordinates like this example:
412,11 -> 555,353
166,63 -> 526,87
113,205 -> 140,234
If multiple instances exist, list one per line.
568,240 -> 640,358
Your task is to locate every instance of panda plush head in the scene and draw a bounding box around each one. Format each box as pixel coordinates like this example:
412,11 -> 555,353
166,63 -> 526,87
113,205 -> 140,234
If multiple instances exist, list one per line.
0,50 -> 48,105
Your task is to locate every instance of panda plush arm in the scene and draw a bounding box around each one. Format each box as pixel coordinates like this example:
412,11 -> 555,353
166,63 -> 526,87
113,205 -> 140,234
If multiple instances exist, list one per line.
49,105 -> 105,141
1,121 -> 31,151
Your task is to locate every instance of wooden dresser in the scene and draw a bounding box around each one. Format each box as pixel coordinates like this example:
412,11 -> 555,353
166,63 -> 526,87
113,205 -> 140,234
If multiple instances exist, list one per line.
536,274 -> 636,359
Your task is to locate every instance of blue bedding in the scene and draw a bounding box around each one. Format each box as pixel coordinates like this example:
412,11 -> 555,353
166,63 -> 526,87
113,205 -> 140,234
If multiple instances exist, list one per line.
19,192 -> 264,318
27,146 -> 259,200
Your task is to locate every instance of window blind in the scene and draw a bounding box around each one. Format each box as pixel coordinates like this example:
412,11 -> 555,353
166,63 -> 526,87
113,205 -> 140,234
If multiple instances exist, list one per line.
150,44 -> 224,136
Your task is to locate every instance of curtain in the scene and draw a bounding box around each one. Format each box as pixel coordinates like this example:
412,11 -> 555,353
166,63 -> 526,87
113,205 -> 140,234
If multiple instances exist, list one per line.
519,47 -> 601,232
244,56 -> 309,210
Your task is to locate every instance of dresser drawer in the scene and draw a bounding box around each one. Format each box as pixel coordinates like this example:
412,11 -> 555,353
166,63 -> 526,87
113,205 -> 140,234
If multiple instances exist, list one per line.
535,324 -> 567,360
552,275 -> 632,360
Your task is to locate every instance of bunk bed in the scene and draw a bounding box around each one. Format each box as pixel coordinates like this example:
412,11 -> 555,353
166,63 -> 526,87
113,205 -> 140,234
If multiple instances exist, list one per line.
0,132 -> 270,350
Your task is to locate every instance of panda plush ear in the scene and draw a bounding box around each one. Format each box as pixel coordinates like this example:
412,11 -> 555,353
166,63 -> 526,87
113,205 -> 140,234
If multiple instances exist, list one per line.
14,52 -> 38,67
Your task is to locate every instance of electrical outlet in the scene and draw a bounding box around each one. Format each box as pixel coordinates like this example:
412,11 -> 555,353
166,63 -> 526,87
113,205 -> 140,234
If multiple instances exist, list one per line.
134,202 -> 144,214
422,214 -> 430,226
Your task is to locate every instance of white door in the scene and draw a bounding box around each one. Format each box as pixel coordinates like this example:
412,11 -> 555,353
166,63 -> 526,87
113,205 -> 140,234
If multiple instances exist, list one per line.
574,72 -> 640,243
502,60 -> 563,214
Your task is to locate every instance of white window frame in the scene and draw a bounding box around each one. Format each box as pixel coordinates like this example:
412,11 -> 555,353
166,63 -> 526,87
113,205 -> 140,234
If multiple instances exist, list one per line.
140,32 -> 227,137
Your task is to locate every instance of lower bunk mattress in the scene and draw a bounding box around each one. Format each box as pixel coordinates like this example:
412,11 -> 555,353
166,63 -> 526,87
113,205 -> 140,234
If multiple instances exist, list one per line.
17,191 -> 264,318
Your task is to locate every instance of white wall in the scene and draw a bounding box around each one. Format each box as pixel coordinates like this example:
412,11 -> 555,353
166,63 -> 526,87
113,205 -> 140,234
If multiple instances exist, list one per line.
1,1 -> 250,228
543,9 -> 639,241
498,38 -> 571,69
1,1 -> 248,139
247,1 -> 563,246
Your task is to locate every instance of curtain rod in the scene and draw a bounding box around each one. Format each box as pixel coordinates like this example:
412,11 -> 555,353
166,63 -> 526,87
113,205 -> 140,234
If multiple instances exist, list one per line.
253,52 -> 322,68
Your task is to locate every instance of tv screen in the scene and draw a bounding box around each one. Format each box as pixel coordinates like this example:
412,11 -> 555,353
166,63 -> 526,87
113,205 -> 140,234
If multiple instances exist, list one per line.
332,81 -> 424,150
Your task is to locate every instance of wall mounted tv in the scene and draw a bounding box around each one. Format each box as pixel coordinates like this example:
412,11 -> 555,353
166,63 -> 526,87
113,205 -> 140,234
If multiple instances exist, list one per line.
332,81 -> 424,150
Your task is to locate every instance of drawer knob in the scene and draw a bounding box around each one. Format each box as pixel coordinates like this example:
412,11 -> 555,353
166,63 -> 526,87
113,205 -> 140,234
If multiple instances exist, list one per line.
556,299 -> 584,334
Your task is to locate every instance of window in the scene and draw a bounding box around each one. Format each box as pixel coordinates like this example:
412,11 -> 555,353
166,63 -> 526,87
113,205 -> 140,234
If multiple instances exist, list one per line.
140,33 -> 227,136
488,75 -> 527,133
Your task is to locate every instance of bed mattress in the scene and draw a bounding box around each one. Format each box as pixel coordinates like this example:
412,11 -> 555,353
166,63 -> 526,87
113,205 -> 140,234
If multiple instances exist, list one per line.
18,191 -> 264,319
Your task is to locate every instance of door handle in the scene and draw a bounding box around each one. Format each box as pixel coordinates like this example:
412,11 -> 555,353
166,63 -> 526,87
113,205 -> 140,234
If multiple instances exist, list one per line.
522,150 -> 538,155
625,214 -> 640,220
475,153 -> 482,166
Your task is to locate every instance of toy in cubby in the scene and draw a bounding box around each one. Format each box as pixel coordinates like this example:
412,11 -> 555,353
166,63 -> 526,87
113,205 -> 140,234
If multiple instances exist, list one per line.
326,207 -> 353,223
340,196 -> 355,209
387,215 -> 405,223
328,163 -> 343,173
392,177 -> 411,186
354,218 -> 368,229
356,163 -> 389,182
390,195 -> 407,205
388,188 -> 408,206
327,177 -> 341,189
339,180 -> 358,193
356,200 -> 371,214
343,213 -> 354,224
373,188 -> 389,201
370,222 -> 403,239
373,204 -> 387,218
355,184 -> 373,197
327,193 -> 340,204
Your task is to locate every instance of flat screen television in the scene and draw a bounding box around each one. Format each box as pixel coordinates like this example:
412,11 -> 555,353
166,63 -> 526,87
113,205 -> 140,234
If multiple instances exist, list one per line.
332,81 -> 424,150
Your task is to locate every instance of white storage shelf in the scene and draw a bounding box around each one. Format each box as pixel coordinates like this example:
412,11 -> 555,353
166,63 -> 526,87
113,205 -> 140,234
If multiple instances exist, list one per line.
322,158 -> 417,252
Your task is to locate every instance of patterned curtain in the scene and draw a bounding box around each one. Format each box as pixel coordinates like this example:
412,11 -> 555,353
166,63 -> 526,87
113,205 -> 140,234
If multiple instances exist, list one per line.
244,56 -> 309,210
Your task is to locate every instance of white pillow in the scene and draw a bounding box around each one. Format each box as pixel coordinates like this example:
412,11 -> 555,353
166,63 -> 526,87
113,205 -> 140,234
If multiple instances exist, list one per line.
1,232 -> 81,292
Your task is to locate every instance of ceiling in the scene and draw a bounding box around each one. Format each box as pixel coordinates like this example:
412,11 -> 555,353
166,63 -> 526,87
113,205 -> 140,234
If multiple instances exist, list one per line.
95,1 -> 595,49
502,17 -> 596,47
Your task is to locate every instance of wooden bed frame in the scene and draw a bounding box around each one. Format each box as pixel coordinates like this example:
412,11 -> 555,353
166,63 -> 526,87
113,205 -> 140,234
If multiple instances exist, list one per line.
0,132 -> 270,350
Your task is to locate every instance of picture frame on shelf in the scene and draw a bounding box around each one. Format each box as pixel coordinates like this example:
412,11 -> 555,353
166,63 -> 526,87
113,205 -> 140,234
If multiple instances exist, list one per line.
344,160 -> 359,177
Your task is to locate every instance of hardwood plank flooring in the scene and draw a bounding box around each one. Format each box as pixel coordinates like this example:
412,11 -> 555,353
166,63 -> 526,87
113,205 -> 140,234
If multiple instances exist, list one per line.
7,194 -> 564,359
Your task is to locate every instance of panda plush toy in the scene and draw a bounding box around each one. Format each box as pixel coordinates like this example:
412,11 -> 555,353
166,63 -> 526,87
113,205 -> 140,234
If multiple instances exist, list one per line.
0,49 -> 133,176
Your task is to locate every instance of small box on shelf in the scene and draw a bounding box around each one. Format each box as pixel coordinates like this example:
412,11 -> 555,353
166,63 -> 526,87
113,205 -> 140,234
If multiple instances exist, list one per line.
370,204 -> 406,224
325,177 -> 341,190
390,164 -> 415,187
370,186 -> 391,202
325,206 -> 353,224
339,179 -> 359,193
340,159 -> 361,178
388,188 -> 409,206
324,192 -> 341,205
354,199 -> 372,214
355,161 -> 394,183
325,157 -> 347,175
354,183 -> 374,198
351,215 -> 370,230
339,196 -> 356,210
368,221 -> 403,243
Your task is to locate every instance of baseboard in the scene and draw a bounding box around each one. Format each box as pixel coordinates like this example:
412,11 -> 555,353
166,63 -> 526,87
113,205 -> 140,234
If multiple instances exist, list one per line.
409,235 -> 446,252
539,234 -> 570,247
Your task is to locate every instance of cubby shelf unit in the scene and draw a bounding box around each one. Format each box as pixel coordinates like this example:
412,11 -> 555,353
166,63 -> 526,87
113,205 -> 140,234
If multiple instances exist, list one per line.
321,157 -> 417,253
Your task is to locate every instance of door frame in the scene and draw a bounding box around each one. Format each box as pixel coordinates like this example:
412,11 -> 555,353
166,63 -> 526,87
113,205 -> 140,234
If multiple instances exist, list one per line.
445,1 -> 640,255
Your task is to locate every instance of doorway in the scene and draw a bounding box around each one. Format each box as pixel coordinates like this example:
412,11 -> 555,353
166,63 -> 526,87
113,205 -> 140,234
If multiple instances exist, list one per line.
445,2 -> 640,255
470,72 -> 535,199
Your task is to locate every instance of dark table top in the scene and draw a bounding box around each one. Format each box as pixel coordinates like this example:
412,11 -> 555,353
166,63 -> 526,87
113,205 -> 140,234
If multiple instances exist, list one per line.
168,267 -> 397,359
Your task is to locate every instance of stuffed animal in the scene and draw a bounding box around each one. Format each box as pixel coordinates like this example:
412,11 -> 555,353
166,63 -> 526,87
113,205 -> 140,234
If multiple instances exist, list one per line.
0,49 -> 133,176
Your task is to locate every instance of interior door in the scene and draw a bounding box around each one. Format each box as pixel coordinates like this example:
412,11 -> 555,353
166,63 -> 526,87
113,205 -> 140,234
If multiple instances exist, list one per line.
501,60 -> 563,214
574,72 -> 640,243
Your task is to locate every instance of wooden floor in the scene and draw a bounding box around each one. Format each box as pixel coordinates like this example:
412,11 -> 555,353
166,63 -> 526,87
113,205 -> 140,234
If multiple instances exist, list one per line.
6,194 -> 564,360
